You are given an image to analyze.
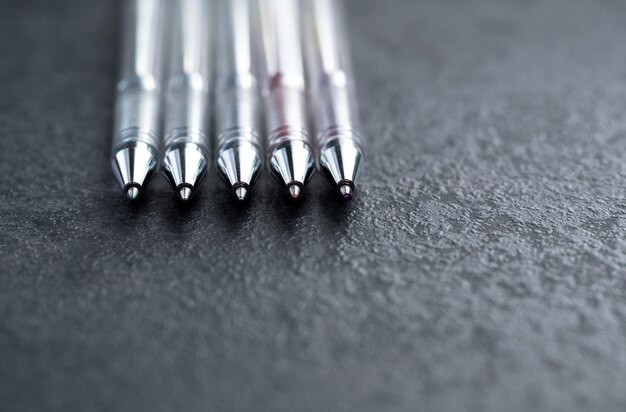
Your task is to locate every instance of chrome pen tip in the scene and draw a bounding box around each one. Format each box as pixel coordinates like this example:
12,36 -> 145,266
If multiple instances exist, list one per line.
112,143 -> 157,200
319,141 -> 363,200
269,141 -> 315,198
338,183 -> 353,200
179,187 -> 192,202
126,186 -> 140,200
216,142 -> 263,201
234,186 -> 248,201
162,143 -> 209,201
288,183 -> 302,200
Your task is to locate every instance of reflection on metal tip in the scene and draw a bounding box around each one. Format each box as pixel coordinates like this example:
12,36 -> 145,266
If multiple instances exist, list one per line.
179,186 -> 192,201
235,186 -> 248,201
338,184 -> 353,200
126,186 -> 140,200
288,184 -> 302,199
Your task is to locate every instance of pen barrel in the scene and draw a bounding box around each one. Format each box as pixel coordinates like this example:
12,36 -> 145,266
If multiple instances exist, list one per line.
112,0 -> 168,151
216,0 -> 262,152
163,0 -> 211,154
258,0 -> 312,155
304,0 -> 363,151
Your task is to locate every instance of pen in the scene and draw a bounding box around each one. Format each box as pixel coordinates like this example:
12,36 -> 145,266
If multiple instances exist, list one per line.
162,0 -> 212,201
215,0 -> 263,201
258,0 -> 315,200
111,0 -> 168,200
304,0 -> 364,200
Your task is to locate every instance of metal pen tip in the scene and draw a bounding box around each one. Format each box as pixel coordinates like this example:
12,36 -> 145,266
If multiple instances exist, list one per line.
234,186 -> 248,201
126,186 -> 140,200
179,187 -> 192,202
338,183 -> 353,200
288,183 -> 302,200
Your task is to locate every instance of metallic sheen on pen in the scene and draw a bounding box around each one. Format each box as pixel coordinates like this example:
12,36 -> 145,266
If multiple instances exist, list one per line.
215,0 -> 263,201
258,0 -> 315,200
162,0 -> 212,201
111,0 -> 168,200
304,0 -> 364,200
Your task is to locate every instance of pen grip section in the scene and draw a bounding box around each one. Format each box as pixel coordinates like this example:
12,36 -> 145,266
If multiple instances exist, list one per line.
112,83 -> 162,150
265,84 -> 312,154
216,75 -> 262,151
163,74 -> 210,152
311,73 -> 362,151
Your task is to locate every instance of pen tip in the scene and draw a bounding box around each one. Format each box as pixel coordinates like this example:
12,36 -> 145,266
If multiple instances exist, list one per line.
338,184 -> 353,200
235,186 -> 248,201
126,186 -> 140,200
288,183 -> 302,200
179,187 -> 192,202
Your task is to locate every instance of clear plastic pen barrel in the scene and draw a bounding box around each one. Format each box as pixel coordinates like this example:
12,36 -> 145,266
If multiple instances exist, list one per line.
304,0 -> 364,200
162,0 -> 212,201
111,0 -> 168,200
215,0 -> 263,201
259,0 -> 315,199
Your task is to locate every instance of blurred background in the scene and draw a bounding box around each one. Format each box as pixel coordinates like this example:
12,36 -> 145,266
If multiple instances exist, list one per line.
1,0 -> 626,411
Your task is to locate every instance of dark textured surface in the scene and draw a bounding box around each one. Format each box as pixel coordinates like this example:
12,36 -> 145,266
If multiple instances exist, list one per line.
1,0 -> 626,411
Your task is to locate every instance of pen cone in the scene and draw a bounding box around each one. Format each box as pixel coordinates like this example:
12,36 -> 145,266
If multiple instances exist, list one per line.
216,142 -> 262,200
112,143 -> 157,200
319,140 -> 362,199
269,140 -> 315,198
162,143 -> 209,201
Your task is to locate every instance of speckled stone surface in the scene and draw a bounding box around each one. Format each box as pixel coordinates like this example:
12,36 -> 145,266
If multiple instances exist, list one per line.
1,0 -> 626,411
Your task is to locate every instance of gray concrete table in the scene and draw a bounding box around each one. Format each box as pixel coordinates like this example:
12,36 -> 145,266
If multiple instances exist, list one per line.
1,0 -> 626,411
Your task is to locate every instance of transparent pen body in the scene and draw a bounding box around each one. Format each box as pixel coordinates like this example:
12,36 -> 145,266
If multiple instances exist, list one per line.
259,0 -> 312,156
163,0 -> 212,156
303,0 -> 364,156
112,0 -> 168,153
216,0 -> 262,153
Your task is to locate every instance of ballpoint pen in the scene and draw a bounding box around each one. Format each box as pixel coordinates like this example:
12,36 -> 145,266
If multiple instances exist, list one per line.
111,0 -> 168,200
258,0 -> 315,200
304,0 -> 364,200
162,0 -> 212,201
215,0 -> 263,201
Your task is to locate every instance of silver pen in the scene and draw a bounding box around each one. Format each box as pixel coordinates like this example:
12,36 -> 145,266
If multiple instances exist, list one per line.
162,0 -> 212,201
258,0 -> 315,200
215,0 -> 263,201
111,0 -> 168,200
304,0 -> 364,200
